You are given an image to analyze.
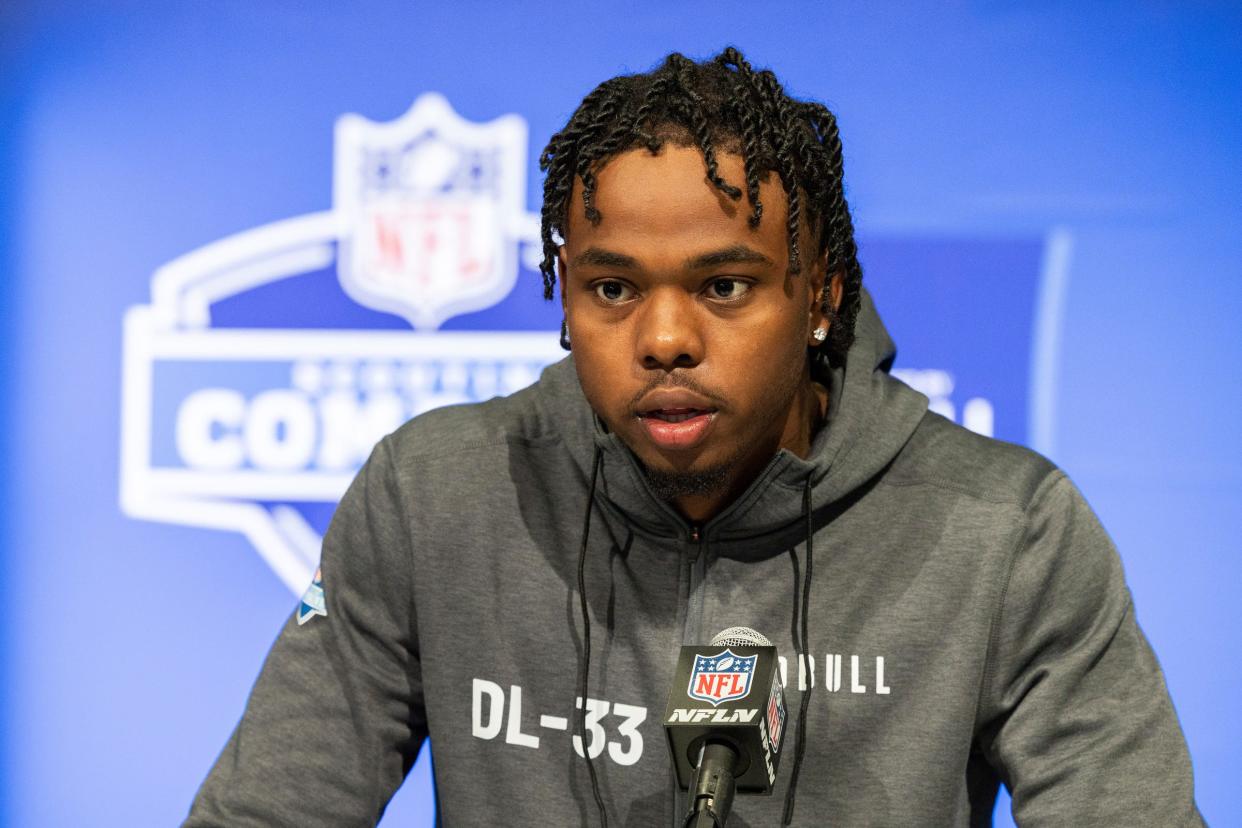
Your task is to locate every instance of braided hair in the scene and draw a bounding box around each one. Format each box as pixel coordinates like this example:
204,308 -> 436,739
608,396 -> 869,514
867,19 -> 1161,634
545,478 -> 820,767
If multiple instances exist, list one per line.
538,47 -> 864,367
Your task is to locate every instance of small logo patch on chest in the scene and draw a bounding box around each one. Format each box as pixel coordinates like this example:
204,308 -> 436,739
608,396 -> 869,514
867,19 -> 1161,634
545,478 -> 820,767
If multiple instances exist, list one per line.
296,567 -> 327,625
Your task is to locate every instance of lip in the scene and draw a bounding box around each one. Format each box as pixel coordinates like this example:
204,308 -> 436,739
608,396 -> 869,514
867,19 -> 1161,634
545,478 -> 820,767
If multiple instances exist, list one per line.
634,388 -> 720,452
635,388 -> 718,415
637,409 -> 717,451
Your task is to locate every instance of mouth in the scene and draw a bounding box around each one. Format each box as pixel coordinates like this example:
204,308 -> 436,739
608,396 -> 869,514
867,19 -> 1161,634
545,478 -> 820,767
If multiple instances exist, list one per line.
644,409 -> 709,424
637,407 -> 717,450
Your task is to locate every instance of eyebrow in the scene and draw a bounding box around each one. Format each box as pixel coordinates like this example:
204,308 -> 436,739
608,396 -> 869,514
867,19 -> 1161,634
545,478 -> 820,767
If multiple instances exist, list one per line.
571,248 -> 639,269
686,244 -> 774,269
570,244 -> 774,270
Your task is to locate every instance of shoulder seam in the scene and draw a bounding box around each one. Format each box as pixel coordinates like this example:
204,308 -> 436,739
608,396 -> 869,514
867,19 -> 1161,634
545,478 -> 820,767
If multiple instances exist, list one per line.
971,468 -> 1068,738
377,435 -> 421,662
876,476 -> 1030,506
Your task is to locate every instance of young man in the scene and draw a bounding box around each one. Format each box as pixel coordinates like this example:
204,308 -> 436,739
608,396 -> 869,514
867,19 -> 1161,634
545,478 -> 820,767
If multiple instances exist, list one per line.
186,49 -> 1201,826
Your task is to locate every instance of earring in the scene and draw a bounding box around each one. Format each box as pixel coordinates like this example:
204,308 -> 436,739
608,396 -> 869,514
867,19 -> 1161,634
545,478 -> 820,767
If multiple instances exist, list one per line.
811,327 -> 828,343
560,319 -> 572,351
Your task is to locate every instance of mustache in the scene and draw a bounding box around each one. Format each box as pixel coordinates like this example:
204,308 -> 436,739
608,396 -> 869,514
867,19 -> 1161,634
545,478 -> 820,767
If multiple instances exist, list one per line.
627,372 -> 727,412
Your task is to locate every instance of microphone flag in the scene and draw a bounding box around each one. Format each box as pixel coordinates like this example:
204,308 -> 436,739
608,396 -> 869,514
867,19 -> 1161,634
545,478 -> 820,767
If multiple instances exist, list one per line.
664,642 -> 787,794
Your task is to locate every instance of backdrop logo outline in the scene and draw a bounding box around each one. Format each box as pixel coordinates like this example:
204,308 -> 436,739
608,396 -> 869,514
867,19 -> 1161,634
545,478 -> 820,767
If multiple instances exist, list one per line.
120,95 -> 560,594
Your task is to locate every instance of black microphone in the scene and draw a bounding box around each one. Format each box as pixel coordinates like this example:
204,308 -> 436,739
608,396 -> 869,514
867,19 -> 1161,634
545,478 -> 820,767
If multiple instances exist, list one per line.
664,627 -> 788,827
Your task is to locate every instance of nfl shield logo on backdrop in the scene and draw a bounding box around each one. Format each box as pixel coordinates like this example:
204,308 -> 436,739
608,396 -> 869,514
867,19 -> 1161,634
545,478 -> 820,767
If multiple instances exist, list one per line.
688,649 -> 758,706
334,92 -> 530,330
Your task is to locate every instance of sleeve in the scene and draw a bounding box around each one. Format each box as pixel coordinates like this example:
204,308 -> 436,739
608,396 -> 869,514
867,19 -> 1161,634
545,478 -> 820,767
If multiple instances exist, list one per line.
975,471 -> 1203,826
184,436 -> 426,827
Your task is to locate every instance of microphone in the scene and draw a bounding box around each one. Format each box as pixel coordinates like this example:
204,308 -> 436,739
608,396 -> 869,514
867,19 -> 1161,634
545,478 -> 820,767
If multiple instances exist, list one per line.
664,627 -> 788,827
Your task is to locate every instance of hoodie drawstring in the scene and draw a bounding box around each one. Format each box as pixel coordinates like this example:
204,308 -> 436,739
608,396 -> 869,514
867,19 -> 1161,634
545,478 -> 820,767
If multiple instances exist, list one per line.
782,477 -> 817,825
576,445 -> 609,828
577,451 -> 817,826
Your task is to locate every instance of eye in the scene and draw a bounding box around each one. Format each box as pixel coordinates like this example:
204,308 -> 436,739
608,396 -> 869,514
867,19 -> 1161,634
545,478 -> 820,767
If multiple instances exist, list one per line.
593,280 -> 636,303
705,278 -> 751,300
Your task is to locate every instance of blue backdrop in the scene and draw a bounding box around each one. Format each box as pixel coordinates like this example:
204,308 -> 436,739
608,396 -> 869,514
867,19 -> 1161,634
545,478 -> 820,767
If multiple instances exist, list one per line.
2,2 -> 1239,825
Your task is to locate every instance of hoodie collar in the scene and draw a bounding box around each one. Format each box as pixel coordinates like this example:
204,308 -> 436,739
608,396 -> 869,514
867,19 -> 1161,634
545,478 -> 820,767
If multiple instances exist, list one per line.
539,288 -> 928,552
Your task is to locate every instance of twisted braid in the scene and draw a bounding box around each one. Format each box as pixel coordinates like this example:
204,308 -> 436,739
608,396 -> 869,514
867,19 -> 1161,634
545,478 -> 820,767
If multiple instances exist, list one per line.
538,47 -> 865,367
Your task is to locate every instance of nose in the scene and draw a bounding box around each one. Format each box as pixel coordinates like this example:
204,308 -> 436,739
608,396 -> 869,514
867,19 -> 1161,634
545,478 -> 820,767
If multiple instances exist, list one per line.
637,289 -> 704,371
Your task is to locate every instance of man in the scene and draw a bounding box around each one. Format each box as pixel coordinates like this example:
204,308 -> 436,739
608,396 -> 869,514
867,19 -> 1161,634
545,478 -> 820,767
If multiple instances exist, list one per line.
186,49 -> 1201,826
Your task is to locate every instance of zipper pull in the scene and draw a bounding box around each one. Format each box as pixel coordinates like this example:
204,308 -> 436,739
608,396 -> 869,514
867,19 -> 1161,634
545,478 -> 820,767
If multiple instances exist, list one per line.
686,525 -> 704,561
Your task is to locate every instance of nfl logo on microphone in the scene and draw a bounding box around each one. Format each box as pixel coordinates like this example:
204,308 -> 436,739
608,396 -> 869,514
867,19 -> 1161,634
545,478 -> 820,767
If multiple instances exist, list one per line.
688,650 -> 758,707
766,679 -> 786,751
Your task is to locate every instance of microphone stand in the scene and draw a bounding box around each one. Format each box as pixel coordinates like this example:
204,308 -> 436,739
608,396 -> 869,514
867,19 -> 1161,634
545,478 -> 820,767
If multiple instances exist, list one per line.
683,741 -> 739,828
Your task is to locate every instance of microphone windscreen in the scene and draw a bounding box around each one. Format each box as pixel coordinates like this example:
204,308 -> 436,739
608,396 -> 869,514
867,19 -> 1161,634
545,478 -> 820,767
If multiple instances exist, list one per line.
710,626 -> 773,648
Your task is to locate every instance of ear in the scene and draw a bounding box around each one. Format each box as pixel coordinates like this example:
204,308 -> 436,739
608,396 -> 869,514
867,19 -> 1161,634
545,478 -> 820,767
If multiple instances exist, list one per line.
827,270 -> 844,313
806,251 -> 842,345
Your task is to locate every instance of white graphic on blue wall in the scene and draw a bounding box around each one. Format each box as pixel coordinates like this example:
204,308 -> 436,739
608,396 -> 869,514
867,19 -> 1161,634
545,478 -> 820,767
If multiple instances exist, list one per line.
120,95 -> 563,594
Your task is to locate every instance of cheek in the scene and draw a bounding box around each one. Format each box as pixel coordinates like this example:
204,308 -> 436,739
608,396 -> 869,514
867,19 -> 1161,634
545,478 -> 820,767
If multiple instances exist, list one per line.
728,310 -> 806,367
571,339 -> 629,416
724,325 -> 807,411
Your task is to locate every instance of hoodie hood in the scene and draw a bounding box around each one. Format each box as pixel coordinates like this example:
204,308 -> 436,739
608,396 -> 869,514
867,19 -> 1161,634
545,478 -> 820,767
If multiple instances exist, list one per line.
539,288 -> 928,548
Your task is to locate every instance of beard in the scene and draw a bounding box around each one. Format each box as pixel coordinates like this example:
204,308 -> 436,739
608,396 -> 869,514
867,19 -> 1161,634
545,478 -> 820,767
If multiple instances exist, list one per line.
641,462 -> 732,502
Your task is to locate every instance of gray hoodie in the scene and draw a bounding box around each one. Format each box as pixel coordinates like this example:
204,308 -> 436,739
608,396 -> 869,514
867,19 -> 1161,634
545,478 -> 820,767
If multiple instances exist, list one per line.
186,293 -> 1202,826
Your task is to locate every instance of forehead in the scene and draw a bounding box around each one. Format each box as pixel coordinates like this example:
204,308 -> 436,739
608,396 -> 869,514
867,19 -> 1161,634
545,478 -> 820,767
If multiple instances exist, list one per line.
563,145 -> 791,264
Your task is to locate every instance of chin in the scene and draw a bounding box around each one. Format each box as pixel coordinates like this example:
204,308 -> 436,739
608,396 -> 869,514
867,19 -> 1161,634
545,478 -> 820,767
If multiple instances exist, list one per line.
627,436 -> 715,474
640,460 -> 732,502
